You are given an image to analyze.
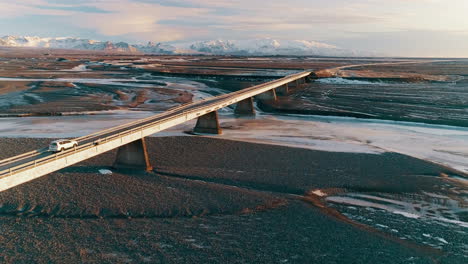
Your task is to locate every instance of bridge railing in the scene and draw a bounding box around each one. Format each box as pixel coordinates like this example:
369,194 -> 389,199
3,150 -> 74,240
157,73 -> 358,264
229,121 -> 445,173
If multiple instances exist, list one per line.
0,71 -> 311,179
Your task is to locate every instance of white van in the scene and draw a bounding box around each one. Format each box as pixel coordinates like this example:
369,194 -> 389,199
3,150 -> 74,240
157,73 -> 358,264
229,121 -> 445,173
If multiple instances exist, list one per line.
49,139 -> 78,152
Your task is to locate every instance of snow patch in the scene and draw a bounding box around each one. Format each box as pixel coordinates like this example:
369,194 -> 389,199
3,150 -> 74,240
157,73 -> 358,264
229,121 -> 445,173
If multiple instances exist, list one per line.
326,192 -> 468,228
392,211 -> 420,219
311,189 -> 327,197
99,169 -> 113,175
436,237 -> 448,244
70,64 -> 88,71
317,78 -> 383,85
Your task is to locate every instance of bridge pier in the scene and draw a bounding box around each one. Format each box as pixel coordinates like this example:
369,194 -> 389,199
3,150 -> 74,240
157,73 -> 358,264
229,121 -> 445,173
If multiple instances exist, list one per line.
276,84 -> 289,95
296,79 -> 302,87
235,97 -> 255,115
113,138 -> 153,172
290,77 -> 308,89
308,72 -> 318,82
194,111 -> 222,134
287,79 -> 298,89
255,89 -> 277,101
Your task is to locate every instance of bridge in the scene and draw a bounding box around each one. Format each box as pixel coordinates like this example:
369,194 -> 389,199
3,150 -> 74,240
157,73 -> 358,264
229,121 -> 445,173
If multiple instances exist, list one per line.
0,70 -> 313,192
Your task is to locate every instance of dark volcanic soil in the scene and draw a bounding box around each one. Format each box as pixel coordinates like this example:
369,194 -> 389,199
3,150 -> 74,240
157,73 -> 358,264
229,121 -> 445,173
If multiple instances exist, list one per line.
0,136 -> 464,263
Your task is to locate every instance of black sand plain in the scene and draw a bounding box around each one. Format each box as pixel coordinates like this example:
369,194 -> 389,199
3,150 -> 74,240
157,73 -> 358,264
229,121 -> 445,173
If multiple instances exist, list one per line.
0,136 -> 464,263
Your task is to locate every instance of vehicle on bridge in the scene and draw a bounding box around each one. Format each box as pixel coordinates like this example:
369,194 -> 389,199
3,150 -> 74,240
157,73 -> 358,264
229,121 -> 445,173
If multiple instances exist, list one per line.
48,139 -> 78,152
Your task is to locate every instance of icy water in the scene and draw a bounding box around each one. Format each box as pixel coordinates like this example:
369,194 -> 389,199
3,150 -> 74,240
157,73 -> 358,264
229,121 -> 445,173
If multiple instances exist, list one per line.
298,78 -> 468,127
0,75 -> 260,110
291,60 -> 468,128
327,193 -> 468,260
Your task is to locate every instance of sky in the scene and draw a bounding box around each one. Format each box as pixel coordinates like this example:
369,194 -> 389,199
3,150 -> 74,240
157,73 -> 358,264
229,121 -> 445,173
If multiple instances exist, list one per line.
0,0 -> 467,57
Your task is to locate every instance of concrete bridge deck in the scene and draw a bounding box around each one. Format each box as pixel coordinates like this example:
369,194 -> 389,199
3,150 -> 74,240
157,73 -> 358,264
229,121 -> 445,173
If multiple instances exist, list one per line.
0,70 -> 313,192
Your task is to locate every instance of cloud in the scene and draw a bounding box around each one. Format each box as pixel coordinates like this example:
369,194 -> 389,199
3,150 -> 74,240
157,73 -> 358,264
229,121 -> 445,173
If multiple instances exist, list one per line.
72,0 -> 212,41
0,1 -> 72,17
0,0 -> 386,41
329,30 -> 468,57
35,4 -> 111,13
0,0 -> 213,41
0,0 -> 467,56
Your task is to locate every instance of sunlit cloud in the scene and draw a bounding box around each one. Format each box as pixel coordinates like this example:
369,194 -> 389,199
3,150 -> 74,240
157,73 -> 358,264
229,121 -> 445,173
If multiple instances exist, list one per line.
0,0 -> 467,56
0,1 -> 72,17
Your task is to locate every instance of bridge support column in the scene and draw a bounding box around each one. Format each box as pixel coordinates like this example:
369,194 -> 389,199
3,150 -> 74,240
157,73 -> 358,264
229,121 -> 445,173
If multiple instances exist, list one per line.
255,89 -> 277,101
307,72 -> 318,82
194,111 -> 222,134
288,79 -> 299,89
113,138 -> 153,172
235,97 -> 255,115
276,84 -> 289,95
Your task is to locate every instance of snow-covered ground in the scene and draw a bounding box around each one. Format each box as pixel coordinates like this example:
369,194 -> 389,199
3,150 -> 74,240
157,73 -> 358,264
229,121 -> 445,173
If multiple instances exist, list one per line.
215,113 -> 468,174
325,192 -> 468,228
1,111 -> 468,177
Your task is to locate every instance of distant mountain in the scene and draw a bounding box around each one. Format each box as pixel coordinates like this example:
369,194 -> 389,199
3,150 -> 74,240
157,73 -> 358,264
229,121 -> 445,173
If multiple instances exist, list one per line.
185,38 -> 358,56
0,36 -> 362,56
189,39 -> 237,54
0,36 -> 141,53
134,41 -> 177,54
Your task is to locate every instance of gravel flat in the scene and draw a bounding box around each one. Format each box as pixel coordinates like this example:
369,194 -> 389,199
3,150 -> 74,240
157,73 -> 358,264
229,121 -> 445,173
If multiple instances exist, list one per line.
0,136 -> 462,263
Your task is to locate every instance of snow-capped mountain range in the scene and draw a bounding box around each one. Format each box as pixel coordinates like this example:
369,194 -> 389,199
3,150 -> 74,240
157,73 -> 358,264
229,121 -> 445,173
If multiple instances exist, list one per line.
0,36 -> 361,56
187,39 -> 358,56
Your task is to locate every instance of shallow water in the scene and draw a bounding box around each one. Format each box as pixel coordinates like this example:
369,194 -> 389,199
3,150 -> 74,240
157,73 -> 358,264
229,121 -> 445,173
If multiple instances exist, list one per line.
326,190 -> 468,259
0,75 -> 230,109
295,70 -> 468,127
